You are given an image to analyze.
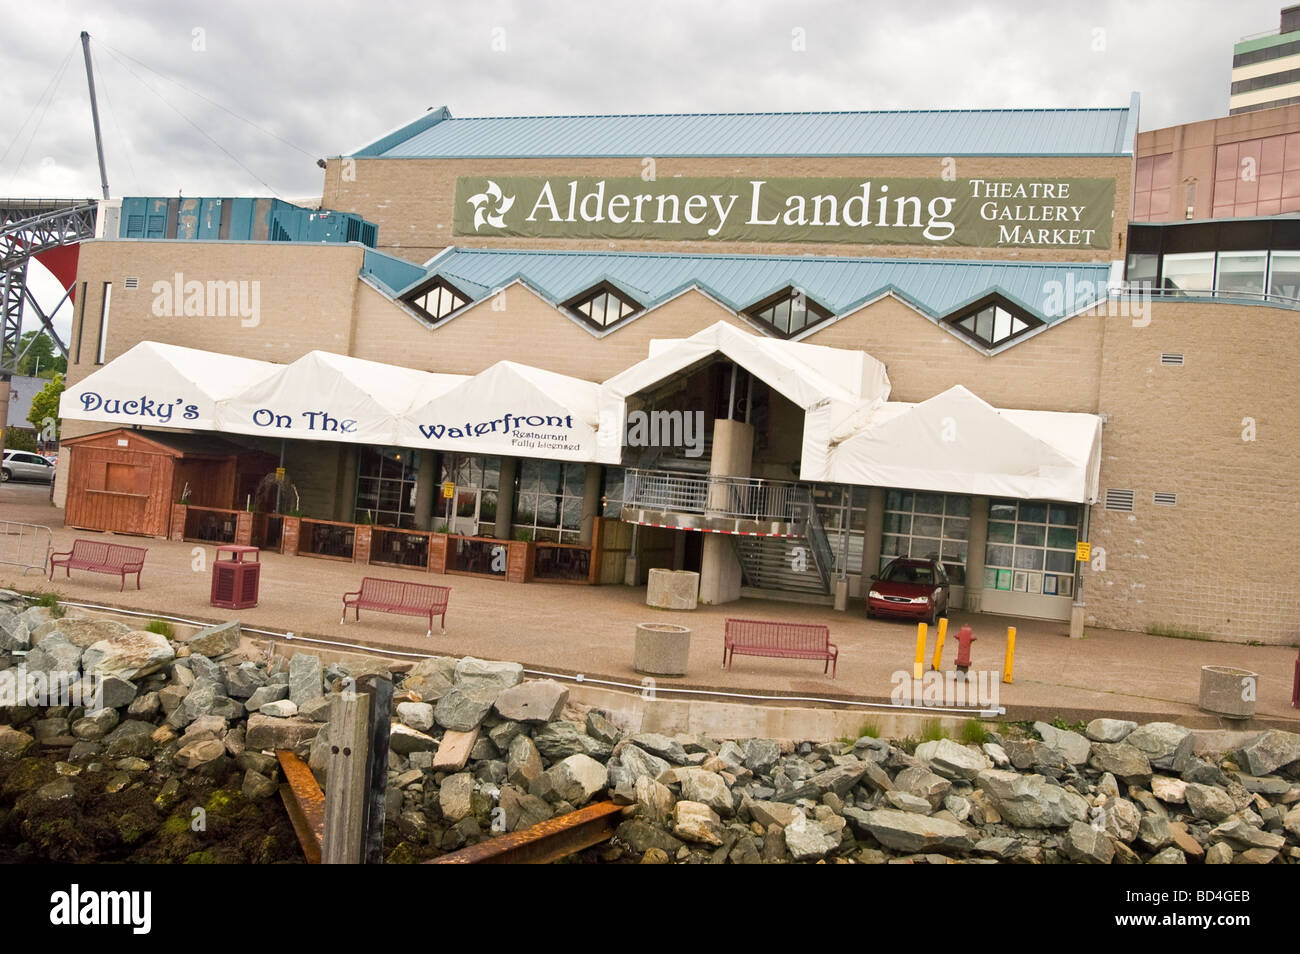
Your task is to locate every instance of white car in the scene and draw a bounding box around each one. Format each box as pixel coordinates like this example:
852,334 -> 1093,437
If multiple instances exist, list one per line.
1,449 -> 56,483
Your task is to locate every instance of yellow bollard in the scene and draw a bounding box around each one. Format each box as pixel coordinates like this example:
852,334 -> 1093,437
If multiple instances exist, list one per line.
914,622 -> 927,680
931,616 -> 948,671
1003,626 -> 1016,684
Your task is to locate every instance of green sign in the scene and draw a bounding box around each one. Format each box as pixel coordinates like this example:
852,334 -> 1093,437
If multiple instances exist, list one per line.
454,175 -> 1115,249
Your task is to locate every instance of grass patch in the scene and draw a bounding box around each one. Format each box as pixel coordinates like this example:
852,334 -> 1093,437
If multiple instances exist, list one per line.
960,719 -> 990,745
144,619 -> 175,638
919,718 -> 948,743
838,720 -> 881,746
30,591 -> 65,618
1144,624 -> 1213,642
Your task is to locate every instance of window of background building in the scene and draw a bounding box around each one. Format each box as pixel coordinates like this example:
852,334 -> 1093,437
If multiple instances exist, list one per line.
355,447 -> 419,527
1133,154 -> 1173,221
880,490 -> 969,584
601,467 -> 625,518
946,298 -> 1040,349
983,499 -> 1078,597
513,459 -> 585,542
1215,251 -> 1268,298
1213,133 -> 1300,217
1268,249 -> 1300,300
808,485 -> 863,576
744,287 -> 833,338
404,280 -> 468,322
564,284 -> 640,330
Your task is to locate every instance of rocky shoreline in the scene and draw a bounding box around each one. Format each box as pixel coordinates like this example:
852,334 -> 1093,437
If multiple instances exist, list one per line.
1,592 -> 1297,864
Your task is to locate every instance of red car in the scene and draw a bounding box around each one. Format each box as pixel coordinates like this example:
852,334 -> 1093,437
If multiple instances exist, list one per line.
866,558 -> 950,624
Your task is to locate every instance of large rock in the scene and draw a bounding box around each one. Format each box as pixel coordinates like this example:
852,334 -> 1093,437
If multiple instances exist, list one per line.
0,725 -> 35,759
33,617 -> 131,648
544,754 -> 608,806
173,737 -> 227,769
533,721 -> 613,761
893,766 -> 951,809
673,801 -> 724,846
493,680 -> 568,723
288,654 -> 323,707
1125,722 -> 1194,772
748,799 -> 805,829
440,772 -> 475,822
1209,819 -> 1285,851
1150,775 -> 1187,804
244,714 -> 322,750
1100,796 -> 1142,843
616,743 -> 671,782
1234,730 -> 1300,777
1148,846 -> 1187,864
915,738 -> 993,779
976,769 -> 1090,828
741,739 -> 780,775
387,723 -> 439,755
187,621 -> 241,658
1138,813 -> 1174,850
247,684 -> 290,710
1033,722 -> 1091,765
634,776 -> 675,824
777,761 -> 873,802
1184,783 -> 1235,822
96,675 -> 138,710
434,687 -> 498,732
0,609 -> 29,651
396,701 -> 434,732
783,812 -> 847,862
678,767 -> 734,816
1088,743 -> 1153,785
26,635 -> 83,678
102,720 -> 157,758
627,733 -> 689,765
1062,821 -> 1115,864
83,631 -> 173,681
402,655 -> 458,701
1085,718 -> 1138,743
453,657 -> 524,693
506,734 -> 543,787
617,819 -> 685,856
843,808 -> 974,854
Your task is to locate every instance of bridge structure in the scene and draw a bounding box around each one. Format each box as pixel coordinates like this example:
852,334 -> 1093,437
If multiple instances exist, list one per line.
0,197 -> 98,375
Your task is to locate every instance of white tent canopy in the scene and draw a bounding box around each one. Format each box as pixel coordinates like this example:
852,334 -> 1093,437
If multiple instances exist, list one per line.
58,341 -> 280,432
215,350 -> 466,446
400,360 -> 603,461
815,385 -> 1102,503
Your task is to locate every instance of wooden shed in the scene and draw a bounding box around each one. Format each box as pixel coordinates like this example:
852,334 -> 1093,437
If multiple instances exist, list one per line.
61,428 -> 277,538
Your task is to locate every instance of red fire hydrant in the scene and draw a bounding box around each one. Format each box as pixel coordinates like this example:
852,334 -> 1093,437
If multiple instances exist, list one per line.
953,624 -> 976,673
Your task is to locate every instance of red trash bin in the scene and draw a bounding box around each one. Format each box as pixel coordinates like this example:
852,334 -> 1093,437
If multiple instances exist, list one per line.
211,545 -> 261,609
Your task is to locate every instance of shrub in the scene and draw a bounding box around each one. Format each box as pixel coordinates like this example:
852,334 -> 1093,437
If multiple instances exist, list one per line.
144,619 -> 175,638
960,719 -> 990,745
919,718 -> 948,743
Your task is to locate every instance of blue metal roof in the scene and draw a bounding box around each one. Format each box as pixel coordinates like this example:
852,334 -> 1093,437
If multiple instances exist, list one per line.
351,97 -> 1138,159
368,247 -> 1113,325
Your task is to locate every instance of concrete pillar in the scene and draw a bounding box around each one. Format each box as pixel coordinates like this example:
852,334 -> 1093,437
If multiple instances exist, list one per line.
337,446 -> 358,523
624,523 -> 641,586
494,456 -> 518,539
861,487 -> 885,581
579,463 -> 602,545
699,418 -> 754,605
413,449 -> 437,529
964,495 -> 989,613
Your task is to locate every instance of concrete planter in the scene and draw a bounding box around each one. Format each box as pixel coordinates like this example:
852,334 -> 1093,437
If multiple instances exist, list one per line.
646,568 -> 699,610
634,622 -> 691,677
1199,665 -> 1258,720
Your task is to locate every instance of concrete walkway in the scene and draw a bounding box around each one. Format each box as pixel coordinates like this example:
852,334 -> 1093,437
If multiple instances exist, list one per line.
3,483 -> 1297,728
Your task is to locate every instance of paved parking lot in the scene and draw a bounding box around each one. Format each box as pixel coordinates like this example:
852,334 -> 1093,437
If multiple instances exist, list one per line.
3,482 -> 1297,727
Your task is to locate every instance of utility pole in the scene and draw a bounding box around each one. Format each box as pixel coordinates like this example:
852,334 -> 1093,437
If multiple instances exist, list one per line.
81,31 -> 110,200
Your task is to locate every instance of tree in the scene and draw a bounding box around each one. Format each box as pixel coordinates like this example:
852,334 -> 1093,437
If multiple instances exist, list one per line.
27,373 -> 64,443
15,331 -> 66,377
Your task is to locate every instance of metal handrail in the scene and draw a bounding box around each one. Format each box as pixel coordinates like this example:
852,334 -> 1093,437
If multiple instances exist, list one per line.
0,521 -> 53,575
622,468 -> 806,522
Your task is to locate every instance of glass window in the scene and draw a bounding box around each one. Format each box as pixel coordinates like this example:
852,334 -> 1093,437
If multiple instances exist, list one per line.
404,280 -> 468,321
1215,251 -> 1267,298
1268,249 -> 1300,301
984,497 -> 1080,595
1126,253 -> 1158,285
566,285 -> 640,329
355,447 -> 420,528
745,288 -> 833,339
1161,252 -> 1215,295
880,490 -> 972,584
950,302 -> 1036,347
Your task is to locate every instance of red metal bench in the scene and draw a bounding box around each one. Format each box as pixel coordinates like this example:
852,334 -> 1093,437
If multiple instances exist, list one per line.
49,539 -> 148,591
723,618 -> 838,677
341,577 -> 450,638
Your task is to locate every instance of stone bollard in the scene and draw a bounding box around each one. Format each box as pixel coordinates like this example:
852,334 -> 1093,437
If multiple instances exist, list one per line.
1198,665 -> 1258,721
645,568 -> 699,610
634,622 -> 691,677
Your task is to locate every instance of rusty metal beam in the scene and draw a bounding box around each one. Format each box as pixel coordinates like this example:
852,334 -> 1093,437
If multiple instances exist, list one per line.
428,801 -> 627,865
277,749 -> 324,864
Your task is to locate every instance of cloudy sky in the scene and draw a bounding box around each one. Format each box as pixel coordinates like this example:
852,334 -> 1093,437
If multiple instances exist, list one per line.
4,0 -> 1291,336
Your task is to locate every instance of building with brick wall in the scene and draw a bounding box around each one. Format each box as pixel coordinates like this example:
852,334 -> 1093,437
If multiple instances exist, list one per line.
53,96 -> 1300,646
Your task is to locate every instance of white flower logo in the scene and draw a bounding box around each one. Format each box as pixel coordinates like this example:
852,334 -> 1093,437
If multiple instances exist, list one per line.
466,180 -> 515,231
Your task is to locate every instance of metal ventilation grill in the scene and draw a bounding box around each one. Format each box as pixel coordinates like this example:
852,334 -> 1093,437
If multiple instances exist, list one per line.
1159,353 -> 1184,366
1153,492 -> 1177,507
1104,489 -> 1136,512
123,277 -> 139,289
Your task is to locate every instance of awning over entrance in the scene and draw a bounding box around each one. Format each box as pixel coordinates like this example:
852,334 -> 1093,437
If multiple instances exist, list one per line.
817,385 -> 1102,503
59,341 -> 280,431
60,331 -> 1101,502
399,360 -> 604,461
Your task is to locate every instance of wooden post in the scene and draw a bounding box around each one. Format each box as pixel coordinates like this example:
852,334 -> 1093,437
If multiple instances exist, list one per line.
321,691 -> 371,864
357,673 -> 393,865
